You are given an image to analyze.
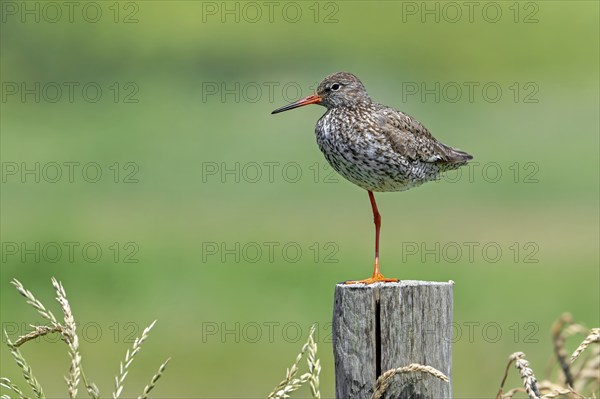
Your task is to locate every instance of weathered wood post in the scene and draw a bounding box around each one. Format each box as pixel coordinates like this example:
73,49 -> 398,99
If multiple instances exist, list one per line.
332,280 -> 453,399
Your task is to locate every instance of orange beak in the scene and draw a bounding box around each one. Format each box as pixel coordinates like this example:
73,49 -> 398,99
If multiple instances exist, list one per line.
271,94 -> 322,114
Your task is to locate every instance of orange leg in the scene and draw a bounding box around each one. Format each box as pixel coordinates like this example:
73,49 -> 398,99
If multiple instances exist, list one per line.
345,191 -> 398,284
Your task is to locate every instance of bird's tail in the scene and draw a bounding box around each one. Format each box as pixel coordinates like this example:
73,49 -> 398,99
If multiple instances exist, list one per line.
443,145 -> 473,163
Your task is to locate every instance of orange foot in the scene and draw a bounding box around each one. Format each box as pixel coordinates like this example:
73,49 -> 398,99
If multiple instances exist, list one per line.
344,273 -> 399,285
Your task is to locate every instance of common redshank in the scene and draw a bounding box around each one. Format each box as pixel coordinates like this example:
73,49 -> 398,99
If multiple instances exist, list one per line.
272,72 -> 472,284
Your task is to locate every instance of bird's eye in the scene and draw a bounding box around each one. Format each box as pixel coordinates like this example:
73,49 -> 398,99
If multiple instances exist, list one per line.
331,83 -> 341,91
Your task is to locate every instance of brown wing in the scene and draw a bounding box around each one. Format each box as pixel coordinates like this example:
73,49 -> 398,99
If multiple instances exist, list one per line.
372,106 -> 472,164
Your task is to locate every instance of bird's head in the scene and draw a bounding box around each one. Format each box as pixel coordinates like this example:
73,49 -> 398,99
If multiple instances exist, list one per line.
271,72 -> 371,114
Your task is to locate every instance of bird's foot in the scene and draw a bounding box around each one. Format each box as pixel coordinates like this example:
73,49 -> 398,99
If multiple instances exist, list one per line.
344,273 -> 398,285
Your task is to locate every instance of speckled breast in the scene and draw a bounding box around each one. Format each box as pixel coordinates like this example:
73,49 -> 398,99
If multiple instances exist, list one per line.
315,109 -> 442,192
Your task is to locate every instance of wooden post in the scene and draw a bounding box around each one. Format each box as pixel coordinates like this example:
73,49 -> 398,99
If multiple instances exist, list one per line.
332,280 -> 453,399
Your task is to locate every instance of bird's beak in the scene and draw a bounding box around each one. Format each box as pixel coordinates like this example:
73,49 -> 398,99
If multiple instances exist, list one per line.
271,94 -> 321,114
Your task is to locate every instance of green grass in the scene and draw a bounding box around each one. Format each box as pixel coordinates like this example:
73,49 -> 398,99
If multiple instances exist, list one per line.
1,1 -> 599,397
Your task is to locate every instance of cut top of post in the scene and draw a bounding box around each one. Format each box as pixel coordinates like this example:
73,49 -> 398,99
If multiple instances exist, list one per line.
335,280 -> 455,289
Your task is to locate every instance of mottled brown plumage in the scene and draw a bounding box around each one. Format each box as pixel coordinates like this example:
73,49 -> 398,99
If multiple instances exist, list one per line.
309,72 -> 472,192
272,72 -> 472,283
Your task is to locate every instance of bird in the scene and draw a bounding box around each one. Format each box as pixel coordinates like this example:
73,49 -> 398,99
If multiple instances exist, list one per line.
271,72 -> 472,284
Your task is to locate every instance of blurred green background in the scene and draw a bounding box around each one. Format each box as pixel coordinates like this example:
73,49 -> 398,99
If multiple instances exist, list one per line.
1,1 -> 598,397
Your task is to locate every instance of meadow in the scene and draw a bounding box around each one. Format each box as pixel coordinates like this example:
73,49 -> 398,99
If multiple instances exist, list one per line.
1,1 -> 598,397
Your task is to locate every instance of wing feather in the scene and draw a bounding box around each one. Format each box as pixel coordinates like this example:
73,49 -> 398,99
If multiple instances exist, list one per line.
372,106 -> 472,164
